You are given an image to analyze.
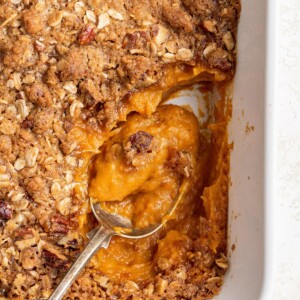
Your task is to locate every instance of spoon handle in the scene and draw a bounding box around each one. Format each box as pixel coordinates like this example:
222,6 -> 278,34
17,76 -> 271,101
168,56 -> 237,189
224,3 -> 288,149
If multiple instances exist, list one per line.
49,226 -> 113,300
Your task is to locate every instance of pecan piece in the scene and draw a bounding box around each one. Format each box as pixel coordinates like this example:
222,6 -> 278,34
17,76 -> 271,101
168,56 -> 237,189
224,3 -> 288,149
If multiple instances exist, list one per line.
123,31 -> 150,50
78,25 -> 96,45
50,214 -> 70,235
124,131 -> 155,167
127,131 -> 153,154
206,48 -> 233,72
0,200 -> 12,221
63,119 -> 74,133
21,117 -> 34,129
13,226 -> 34,240
42,250 -> 68,270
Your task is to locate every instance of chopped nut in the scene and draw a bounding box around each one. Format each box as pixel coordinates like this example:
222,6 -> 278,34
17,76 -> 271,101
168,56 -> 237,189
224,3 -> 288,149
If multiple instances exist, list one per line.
25,147 -> 39,167
207,48 -> 232,71
34,40 -> 45,52
49,214 -> 70,235
0,200 -> 13,221
57,231 -> 80,249
127,131 -> 153,154
42,249 -> 68,270
78,24 -> 96,45
21,117 -> 34,129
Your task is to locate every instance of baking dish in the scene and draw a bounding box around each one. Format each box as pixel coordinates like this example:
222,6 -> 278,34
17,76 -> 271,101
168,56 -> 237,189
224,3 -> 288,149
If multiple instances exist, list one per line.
0,0 -> 276,298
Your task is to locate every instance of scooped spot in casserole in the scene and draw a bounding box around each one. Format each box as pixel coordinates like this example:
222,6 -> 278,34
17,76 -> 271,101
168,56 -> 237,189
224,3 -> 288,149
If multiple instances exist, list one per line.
88,105 -> 207,281
73,67 -> 230,285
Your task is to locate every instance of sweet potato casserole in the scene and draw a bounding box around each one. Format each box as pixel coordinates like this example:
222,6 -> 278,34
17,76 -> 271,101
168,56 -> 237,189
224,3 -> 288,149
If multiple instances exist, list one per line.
0,0 -> 240,299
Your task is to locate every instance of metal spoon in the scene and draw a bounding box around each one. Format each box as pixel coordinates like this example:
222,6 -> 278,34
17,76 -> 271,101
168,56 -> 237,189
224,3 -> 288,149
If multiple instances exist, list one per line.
48,180 -> 188,300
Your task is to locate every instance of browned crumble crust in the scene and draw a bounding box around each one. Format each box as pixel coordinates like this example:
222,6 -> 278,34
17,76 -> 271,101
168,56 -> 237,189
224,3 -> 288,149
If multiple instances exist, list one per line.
0,0 -> 239,299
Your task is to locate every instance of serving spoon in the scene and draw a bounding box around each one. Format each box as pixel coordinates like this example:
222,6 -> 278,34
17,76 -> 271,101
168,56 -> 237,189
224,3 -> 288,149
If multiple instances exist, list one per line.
48,180 -> 188,300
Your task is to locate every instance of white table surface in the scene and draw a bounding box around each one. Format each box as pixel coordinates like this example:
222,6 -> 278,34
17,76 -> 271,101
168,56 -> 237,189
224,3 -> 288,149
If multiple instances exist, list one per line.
272,0 -> 300,298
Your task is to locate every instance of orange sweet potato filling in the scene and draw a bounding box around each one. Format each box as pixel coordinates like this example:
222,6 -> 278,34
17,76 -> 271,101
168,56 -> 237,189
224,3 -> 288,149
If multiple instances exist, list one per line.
72,66 -> 230,283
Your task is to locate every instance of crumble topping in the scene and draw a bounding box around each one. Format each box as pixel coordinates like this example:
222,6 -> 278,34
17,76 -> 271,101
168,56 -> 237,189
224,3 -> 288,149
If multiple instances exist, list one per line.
0,0 -> 239,299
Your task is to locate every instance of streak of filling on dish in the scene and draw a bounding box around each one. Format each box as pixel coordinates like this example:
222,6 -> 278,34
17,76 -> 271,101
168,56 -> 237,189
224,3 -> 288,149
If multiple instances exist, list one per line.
0,0 -> 239,299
